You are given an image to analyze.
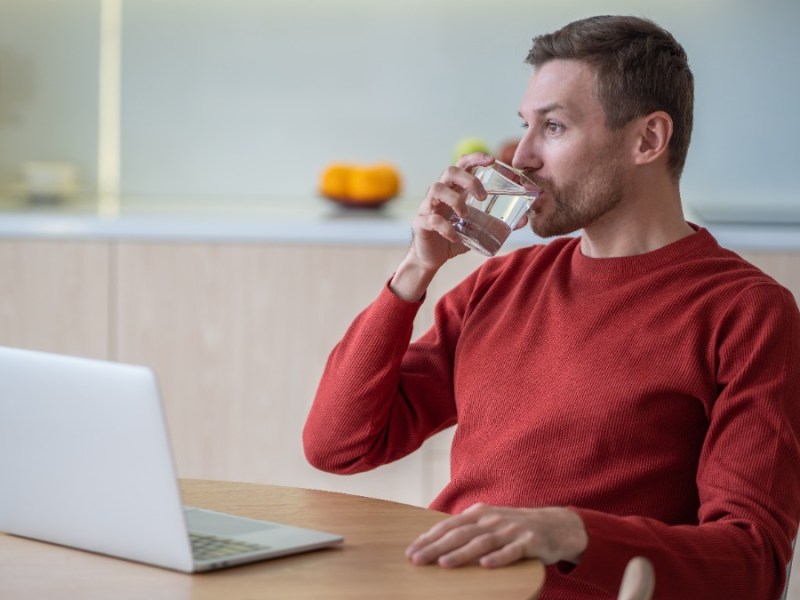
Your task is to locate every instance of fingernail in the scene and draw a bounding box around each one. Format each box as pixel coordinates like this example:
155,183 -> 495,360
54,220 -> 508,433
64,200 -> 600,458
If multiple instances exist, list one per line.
439,556 -> 454,568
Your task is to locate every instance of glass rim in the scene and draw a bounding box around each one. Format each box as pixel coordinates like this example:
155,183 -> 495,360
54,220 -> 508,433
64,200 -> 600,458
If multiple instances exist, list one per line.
475,160 -> 539,195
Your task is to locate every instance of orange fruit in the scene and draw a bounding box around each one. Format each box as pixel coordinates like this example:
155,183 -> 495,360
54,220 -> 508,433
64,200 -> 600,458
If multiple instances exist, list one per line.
319,163 -> 352,200
370,163 -> 401,198
319,162 -> 402,205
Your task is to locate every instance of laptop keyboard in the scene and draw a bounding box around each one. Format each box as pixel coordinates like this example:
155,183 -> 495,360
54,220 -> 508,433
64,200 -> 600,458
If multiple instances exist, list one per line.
190,532 -> 271,561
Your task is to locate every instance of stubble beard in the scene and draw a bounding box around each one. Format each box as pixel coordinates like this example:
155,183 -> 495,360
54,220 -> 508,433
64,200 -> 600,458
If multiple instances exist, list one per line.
528,161 -> 626,239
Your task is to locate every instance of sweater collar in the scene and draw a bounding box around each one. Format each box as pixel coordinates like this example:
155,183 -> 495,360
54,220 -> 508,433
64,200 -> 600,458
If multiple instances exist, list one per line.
569,224 -> 716,281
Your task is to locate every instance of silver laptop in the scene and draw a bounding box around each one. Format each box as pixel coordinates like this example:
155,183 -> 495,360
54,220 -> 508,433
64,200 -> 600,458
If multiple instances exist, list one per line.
0,346 -> 343,572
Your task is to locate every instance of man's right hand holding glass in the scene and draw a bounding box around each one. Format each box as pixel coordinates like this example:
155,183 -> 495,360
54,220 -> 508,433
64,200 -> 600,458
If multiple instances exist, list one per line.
389,153 -> 496,302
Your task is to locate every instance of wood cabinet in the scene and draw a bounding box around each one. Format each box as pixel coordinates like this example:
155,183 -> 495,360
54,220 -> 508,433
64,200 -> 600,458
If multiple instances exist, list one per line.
113,242 -> 455,506
112,243 -> 488,506
1,238 -> 798,508
0,240 -> 111,359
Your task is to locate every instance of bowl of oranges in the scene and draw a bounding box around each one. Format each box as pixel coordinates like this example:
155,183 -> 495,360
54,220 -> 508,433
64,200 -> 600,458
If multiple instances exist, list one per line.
319,162 -> 402,208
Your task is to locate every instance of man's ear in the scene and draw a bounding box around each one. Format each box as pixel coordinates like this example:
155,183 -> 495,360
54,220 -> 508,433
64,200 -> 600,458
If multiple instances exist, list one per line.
632,111 -> 673,166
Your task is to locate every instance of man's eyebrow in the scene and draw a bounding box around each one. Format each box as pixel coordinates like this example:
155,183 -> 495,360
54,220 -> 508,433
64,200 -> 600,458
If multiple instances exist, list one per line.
518,103 -> 566,120
537,103 -> 566,115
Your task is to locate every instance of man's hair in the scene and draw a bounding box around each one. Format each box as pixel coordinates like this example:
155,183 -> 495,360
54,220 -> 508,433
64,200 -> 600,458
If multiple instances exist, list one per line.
526,15 -> 694,179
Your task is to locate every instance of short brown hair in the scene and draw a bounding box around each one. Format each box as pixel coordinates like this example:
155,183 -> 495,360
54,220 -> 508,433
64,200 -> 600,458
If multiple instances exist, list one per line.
526,15 -> 694,179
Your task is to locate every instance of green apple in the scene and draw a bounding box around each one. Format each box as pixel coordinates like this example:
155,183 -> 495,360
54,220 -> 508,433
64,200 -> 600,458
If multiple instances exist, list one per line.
453,137 -> 492,163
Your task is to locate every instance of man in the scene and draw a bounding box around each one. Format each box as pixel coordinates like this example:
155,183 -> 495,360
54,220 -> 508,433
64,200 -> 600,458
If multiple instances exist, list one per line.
303,15 -> 800,599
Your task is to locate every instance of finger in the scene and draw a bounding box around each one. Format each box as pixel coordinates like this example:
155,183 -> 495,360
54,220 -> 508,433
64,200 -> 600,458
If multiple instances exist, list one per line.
424,181 -> 469,219
407,524 -> 489,565
478,539 -> 529,568
464,502 -> 495,517
406,509 -> 487,558
406,503 -> 496,559
436,167 -> 488,206
414,212 -> 463,245
432,512 -> 514,568
441,518 -> 533,569
454,152 -> 495,171
426,509 -> 525,568
436,528 -> 520,568
407,513 -> 477,552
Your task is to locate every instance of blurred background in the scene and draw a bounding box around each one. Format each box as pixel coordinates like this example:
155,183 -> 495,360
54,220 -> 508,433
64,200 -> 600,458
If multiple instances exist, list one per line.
0,0 -> 798,216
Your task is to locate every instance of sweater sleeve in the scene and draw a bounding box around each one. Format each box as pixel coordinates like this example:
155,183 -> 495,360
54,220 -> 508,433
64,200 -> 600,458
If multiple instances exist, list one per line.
562,283 -> 800,599
303,277 -> 470,474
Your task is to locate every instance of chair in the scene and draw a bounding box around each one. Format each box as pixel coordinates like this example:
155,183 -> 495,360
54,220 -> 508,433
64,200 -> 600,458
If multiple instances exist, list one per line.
617,557 -> 655,600
780,536 -> 796,600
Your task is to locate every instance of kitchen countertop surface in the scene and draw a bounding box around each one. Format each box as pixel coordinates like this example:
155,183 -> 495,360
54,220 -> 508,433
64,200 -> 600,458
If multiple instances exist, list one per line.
0,196 -> 799,251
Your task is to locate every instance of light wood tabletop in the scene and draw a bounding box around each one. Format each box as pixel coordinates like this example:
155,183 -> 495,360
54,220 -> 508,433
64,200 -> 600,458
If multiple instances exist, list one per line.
0,478 -> 544,599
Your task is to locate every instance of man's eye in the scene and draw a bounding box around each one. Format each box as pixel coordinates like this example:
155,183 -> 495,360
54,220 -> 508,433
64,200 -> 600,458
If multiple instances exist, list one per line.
546,121 -> 563,134
520,122 -> 529,130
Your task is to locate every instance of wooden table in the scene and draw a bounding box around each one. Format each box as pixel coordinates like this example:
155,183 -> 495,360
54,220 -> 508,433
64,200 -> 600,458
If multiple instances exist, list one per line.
0,479 -> 544,599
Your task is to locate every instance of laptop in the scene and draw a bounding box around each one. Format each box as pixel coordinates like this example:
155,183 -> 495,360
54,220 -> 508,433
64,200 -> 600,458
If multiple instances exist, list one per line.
0,346 -> 343,573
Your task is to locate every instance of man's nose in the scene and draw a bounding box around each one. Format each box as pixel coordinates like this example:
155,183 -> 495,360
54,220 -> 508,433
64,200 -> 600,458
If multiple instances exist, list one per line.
511,138 -> 544,172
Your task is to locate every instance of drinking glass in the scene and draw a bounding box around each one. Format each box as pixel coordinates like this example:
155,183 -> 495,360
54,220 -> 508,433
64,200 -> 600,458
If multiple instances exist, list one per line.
448,160 -> 539,256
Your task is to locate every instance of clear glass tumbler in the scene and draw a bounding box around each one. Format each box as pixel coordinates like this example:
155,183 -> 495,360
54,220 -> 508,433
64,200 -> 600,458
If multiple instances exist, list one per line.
448,160 -> 539,256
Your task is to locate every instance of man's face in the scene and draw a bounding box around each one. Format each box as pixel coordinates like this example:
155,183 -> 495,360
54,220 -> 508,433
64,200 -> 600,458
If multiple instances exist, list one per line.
513,59 -> 632,238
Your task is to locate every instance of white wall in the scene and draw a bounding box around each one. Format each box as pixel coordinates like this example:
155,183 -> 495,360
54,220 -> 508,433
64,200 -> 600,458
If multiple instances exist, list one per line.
0,0 -> 100,199
0,0 -> 797,214
660,0 -> 800,215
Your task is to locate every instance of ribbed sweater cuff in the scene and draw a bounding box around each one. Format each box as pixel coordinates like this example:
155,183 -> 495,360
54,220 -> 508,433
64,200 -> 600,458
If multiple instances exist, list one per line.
380,275 -> 427,308
555,508 -> 637,594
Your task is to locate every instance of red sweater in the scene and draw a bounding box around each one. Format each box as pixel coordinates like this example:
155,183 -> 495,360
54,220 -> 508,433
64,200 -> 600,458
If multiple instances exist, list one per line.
304,229 -> 800,599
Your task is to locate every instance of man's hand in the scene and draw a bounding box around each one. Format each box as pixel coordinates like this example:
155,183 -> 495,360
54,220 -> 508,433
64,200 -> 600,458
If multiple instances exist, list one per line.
405,503 -> 588,568
389,153 -> 495,302
409,152 -> 496,269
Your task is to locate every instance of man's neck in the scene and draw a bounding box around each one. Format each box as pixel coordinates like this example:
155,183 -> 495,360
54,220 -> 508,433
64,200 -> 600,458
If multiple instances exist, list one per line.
579,187 -> 695,259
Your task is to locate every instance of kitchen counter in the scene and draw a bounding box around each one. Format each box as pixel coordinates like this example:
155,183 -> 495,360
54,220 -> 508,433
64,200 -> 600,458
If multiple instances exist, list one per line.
0,196 -> 549,247
0,196 -> 799,251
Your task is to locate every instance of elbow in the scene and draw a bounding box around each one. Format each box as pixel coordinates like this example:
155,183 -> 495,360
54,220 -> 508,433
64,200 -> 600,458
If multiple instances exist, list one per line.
302,427 -> 367,475
302,439 -> 340,473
